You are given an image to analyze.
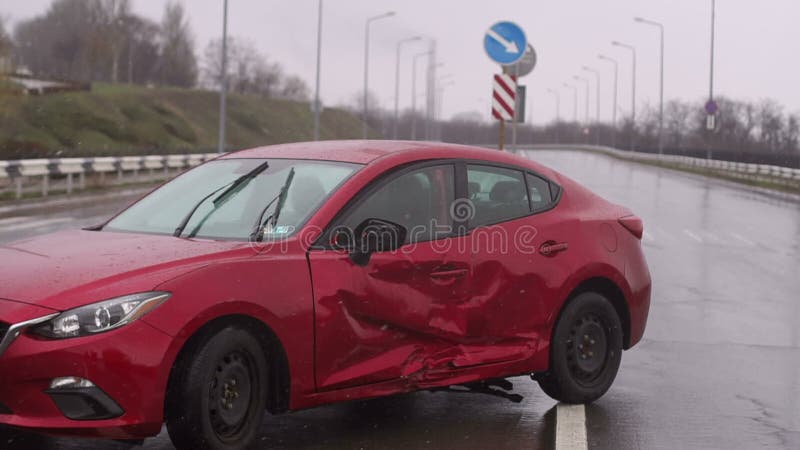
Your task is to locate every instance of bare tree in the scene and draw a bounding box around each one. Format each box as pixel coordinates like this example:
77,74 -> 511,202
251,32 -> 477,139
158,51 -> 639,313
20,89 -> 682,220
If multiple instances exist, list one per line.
95,0 -> 131,83
202,37 -> 284,97
0,16 -> 12,73
279,75 -> 309,101
158,1 -> 197,87
665,100 -> 697,149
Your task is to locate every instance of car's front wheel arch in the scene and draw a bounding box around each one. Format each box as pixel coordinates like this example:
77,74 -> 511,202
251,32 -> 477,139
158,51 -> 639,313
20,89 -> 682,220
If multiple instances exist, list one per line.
165,314 -> 291,417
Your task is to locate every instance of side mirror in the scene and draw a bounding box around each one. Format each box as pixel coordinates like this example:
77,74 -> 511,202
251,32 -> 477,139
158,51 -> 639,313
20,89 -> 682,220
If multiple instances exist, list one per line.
349,218 -> 407,266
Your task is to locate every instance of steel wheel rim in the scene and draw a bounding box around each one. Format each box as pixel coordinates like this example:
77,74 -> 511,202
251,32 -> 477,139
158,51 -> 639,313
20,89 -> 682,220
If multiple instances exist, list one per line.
208,350 -> 257,440
565,314 -> 609,386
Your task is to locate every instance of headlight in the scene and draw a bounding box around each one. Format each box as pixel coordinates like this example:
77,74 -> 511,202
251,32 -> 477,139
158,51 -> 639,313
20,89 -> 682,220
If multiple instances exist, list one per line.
30,292 -> 171,339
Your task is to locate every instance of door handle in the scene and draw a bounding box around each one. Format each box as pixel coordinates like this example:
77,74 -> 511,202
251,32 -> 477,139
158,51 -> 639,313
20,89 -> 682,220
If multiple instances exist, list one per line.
540,241 -> 568,256
430,268 -> 469,279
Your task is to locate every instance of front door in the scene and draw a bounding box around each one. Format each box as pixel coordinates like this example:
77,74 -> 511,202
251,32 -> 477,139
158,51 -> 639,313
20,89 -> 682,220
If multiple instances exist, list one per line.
308,162 -> 474,390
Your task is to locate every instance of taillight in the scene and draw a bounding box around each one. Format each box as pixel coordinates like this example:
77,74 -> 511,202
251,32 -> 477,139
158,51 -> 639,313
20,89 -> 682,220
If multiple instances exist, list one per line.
618,215 -> 643,240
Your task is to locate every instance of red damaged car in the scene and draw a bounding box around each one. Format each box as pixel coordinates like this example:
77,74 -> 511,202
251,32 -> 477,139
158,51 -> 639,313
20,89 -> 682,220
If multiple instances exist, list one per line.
0,141 -> 650,449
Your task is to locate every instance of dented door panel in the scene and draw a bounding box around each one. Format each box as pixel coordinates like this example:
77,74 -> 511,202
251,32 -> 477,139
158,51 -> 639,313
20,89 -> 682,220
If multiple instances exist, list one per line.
309,237 -> 473,390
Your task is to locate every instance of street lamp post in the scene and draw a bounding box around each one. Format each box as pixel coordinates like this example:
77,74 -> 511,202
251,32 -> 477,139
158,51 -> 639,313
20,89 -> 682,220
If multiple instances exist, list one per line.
709,0 -> 716,105
563,83 -> 577,122
598,54 -> 619,147
546,88 -> 560,122
573,76 -> 590,124
635,16 -> 665,155
312,0 -> 323,141
392,36 -> 422,139
612,41 -> 637,151
547,88 -> 561,143
411,51 -> 431,140
582,66 -> 601,145
363,11 -> 396,140
573,76 -> 590,143
217,0 -> 229,154
563,83 -> 578,143
582,66 -> 601,123
435,80 -> 455,140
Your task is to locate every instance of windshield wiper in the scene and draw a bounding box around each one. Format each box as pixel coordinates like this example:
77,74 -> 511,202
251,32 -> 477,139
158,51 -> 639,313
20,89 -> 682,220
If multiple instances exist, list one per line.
173,160 -> 270,238
250,167 -> 295,242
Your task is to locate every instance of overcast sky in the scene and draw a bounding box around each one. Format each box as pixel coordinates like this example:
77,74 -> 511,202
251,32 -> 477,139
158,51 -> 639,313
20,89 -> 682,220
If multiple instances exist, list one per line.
5,0 -> 800,124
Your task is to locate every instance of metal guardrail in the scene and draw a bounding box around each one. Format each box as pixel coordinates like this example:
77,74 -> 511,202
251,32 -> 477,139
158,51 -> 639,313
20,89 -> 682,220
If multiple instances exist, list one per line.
0,153 -> 219,199
525,144 -> 800,190
2,145 -> 798,200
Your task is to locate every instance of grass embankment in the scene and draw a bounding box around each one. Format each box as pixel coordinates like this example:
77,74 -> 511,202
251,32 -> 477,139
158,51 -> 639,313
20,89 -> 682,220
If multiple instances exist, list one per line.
0,83 -> 372,159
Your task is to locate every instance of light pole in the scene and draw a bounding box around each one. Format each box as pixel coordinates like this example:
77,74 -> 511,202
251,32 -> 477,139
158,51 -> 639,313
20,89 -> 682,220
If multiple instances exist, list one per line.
546,88 -> 560,122
362,11 -> 396,139
217,0 -> 228,154
393,36 -> 422,139
598,54 -> 619,146
573,76 -> 590,124
582,66 -> 601,123
435,80 -> 455,140
612,41 -> 637,150
563,83 -> 578,143
563,83 -> 577,123
709,0 -> 716,106
547,88 -> 561,143
411,51 -> 431,140
312,0 -> 323,141
635,16 -> 664,155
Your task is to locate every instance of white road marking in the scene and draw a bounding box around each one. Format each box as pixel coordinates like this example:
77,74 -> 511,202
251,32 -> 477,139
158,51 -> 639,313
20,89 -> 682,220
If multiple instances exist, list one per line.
653,225 -> 676,242
729,232 -> 756,246
699,230 -> 725,245
0,217 -> 29,226
555,404 -> 587,450
0,217 -> 75,233
683,229 -> 703,243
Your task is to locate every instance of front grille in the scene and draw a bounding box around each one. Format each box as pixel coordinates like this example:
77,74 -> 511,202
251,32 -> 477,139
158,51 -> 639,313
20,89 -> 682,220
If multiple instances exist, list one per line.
0,322 -> 8,343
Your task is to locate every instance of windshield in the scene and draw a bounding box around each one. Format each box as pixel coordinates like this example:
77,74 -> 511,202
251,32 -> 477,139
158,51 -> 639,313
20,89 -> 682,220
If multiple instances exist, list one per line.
104,158 -> 359,240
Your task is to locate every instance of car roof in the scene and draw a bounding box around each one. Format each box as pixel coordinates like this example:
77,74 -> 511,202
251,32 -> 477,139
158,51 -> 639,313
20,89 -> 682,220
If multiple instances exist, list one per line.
219,140 -> 553,175
221,140 -> 435,164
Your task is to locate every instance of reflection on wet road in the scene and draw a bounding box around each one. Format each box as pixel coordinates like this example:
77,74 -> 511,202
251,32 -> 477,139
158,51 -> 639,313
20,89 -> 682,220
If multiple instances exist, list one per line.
1,149 -> 799,449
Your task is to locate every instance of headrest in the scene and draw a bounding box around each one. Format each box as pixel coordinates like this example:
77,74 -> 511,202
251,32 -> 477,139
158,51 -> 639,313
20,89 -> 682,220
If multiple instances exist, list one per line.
490,180 -> 525,202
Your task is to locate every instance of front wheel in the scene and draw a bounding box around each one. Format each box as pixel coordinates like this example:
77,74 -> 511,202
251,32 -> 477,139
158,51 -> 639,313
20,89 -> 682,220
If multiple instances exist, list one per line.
166,326 -> 269,450
537,292 -> 623,404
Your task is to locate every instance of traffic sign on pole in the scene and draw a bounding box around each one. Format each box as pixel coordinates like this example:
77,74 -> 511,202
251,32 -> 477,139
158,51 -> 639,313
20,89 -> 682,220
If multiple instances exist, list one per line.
705,99 -> 718,115
484,21 -> 527,65
515,85 -> 526,123
492,74 -> 517,121
503,44 -> 537,78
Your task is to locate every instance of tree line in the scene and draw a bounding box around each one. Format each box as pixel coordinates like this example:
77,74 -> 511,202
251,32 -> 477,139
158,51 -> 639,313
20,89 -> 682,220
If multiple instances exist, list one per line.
358,95 -> 800,167
3,0 -> 308,100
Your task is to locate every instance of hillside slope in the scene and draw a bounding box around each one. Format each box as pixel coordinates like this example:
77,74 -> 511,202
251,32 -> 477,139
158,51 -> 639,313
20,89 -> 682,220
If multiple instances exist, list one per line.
0,83 -> 373,159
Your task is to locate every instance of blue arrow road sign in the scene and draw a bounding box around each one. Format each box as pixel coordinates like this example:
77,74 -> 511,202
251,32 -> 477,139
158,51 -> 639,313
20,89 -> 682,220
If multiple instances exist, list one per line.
484,21 -> 527,65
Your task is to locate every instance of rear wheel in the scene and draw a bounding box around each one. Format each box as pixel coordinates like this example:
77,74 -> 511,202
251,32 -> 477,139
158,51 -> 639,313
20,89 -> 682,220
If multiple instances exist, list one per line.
166,326 -> 268,450
537,292 -> 623,404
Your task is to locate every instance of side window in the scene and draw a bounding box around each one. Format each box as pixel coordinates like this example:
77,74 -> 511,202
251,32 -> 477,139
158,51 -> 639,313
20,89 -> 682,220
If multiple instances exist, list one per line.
467,165 -> 529,227
342,164 -> 455,243
526,173 -> 554,211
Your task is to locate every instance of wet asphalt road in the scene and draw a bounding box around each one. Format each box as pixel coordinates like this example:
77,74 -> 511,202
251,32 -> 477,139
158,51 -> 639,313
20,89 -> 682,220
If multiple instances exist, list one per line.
1,149 -> 799,449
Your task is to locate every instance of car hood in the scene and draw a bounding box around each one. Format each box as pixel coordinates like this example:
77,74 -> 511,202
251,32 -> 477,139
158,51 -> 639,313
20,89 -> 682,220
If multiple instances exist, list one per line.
0,229 -> 247,310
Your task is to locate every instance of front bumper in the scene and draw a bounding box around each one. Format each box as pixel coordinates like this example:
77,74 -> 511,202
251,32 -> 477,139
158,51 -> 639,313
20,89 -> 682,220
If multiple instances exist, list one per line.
0,299 -> 173,439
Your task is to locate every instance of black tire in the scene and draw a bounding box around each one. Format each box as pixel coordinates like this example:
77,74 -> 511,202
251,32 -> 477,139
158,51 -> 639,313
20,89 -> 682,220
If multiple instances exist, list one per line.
537,292 -> 623,404
166,326 -> 269,450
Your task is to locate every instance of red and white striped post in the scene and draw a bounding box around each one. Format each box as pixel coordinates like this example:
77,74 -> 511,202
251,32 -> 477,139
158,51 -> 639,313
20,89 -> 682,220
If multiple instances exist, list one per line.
492,74 -> 517,150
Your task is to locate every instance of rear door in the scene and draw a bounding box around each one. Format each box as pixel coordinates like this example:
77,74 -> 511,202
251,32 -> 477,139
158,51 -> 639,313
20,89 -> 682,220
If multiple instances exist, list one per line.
307,162 -> 475,390
462,164 -> 574,363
